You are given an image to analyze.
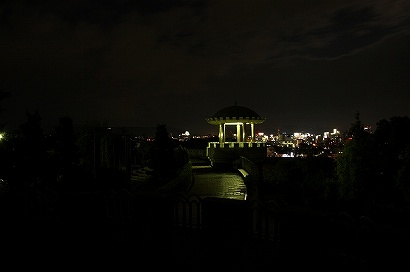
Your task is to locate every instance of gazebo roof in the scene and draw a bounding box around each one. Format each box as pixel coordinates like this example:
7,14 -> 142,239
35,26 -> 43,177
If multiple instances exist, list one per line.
206,105 -> 266,125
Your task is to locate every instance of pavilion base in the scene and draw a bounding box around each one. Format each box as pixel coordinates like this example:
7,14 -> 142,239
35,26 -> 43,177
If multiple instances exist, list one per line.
206,142 -> 267,168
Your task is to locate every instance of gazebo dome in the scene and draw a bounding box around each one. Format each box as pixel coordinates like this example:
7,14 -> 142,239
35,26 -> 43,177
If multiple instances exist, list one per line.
206,105 -> 265,125
213,105 -> 260,119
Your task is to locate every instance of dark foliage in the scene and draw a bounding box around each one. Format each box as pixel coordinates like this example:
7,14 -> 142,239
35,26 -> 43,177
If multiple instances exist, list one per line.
336,114 -> 410,216
10,110 -> 48,189
149,124 -> 176,184
148,124 -> 189,187
261,156 -> 337,210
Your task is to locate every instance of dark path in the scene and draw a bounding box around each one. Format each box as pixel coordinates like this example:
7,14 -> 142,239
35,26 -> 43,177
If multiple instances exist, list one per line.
187,164 -> 247,200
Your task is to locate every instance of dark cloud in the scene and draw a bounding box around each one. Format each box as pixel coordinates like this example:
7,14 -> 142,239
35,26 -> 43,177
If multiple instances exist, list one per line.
1,0 -> 410,135
299,3 -> 410,59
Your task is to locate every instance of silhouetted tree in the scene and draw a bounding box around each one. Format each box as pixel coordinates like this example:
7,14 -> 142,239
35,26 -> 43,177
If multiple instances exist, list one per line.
13,110 -> 47,189
371,116 -> 410,209
173,144 -> 189,170
149,124 -> 176,185
336,113 -> 410,214
262,156 -> 337,208
336,112 -> 374,209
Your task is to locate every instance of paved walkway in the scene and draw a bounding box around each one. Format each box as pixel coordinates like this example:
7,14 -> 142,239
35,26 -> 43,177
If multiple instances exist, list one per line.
187,163 -> 247,200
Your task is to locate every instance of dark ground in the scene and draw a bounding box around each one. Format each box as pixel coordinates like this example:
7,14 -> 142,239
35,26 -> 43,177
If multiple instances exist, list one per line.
1,158 -> 409,271
1,188 -> 410,272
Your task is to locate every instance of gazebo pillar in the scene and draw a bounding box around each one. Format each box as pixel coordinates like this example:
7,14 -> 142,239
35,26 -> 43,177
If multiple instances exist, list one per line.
236,124 -> 241,142
251,123 -> 255,142
242,123 -> 246,142
219,124 -> 224,143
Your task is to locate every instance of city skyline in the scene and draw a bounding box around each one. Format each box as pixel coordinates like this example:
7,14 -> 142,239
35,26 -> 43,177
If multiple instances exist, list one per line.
1,1 -> 410,136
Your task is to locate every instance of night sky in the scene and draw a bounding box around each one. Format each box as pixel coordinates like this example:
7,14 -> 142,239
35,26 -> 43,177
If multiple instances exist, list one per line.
1,0 -> 410,136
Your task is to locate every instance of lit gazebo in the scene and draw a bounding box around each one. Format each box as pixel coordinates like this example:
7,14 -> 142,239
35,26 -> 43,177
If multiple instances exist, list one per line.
206,103 -> 267,166
206,103 -> 266,143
